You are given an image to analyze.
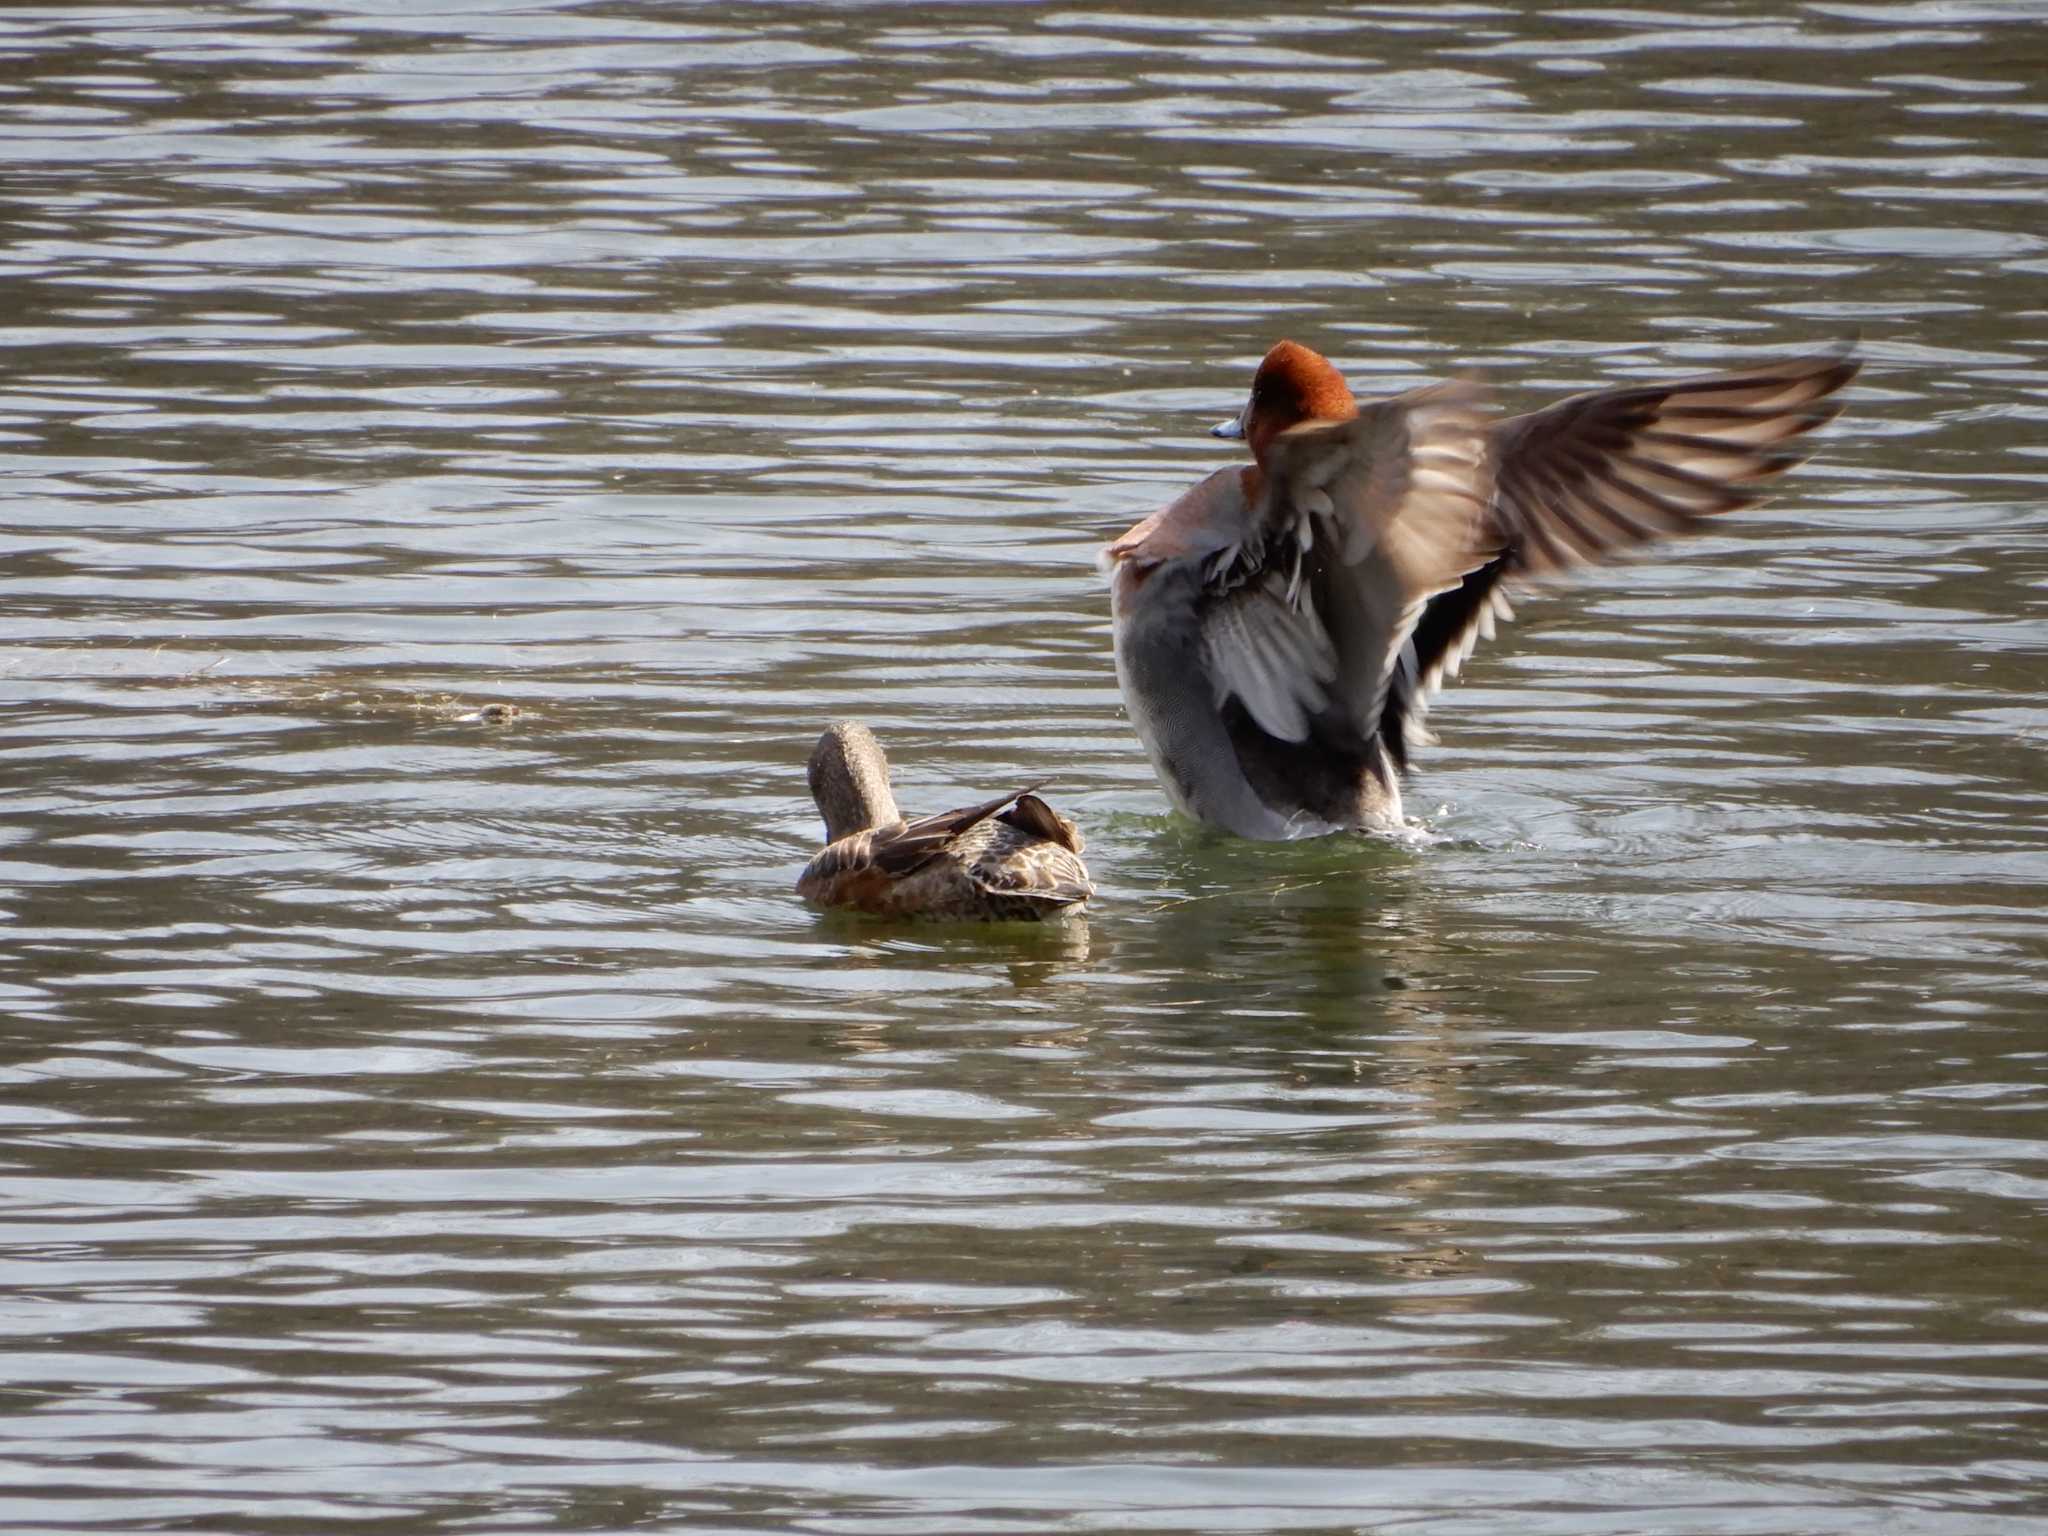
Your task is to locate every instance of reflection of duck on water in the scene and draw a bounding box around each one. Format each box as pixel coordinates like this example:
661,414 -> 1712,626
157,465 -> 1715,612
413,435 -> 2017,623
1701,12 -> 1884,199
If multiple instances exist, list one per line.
797,721 -> 1093,922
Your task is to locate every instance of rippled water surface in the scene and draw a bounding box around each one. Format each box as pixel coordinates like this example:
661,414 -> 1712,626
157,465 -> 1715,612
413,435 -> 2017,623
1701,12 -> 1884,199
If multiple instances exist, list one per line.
5,1 -> 2048,1531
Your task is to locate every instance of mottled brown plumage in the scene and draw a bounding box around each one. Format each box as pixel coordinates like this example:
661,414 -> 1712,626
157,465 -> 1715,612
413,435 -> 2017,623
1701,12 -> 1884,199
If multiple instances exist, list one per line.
797,722 -> 1093,921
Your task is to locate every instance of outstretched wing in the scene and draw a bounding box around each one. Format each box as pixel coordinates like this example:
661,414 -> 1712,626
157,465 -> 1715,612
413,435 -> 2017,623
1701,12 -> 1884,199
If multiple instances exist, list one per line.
1379,344 -> 1860,763
1489,343 -> 1859,574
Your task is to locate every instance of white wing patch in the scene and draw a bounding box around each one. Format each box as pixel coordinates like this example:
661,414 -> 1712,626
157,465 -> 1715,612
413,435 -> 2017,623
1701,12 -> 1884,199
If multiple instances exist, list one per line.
1201,574 -> 1337,744
1387,584 -> 1517,752
1360,593 -> 1432,754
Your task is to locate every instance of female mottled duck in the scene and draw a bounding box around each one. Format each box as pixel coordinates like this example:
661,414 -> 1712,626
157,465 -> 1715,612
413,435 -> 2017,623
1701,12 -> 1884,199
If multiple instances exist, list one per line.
797,721 -> 1093,921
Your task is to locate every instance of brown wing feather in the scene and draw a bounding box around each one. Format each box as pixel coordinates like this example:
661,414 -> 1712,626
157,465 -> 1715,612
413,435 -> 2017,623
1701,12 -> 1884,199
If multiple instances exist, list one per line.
868,786 -> 1041,879
1001,791 -> 1085,853
1488,344 -> 1858,577
1377,344 -> 1858,764
966,820 -> 1095,907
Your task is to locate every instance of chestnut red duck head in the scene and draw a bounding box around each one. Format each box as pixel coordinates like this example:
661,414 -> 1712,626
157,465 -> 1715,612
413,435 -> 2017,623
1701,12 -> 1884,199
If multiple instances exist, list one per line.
1212,340 -> 1360,461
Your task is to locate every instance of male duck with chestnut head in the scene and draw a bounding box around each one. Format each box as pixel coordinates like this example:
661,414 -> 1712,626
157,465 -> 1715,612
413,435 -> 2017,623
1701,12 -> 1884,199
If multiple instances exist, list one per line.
1103,340 -> 1859,840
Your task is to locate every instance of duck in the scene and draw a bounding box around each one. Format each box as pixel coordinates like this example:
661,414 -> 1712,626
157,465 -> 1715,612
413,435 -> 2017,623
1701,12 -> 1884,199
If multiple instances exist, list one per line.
1102,339 -> 1860,840
797,720 -> 1094,920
